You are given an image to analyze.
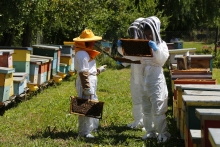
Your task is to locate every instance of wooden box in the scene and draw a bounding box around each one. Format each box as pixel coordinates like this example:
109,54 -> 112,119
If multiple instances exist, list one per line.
13,77 -> 25,95
173,96 -> 178,121
70,96 -> 104,119
71,54 -> 75,70
208,128 -> 220,147
13,50 -> 31,61
57,49 -> 61,72
182,95 -> 220,130
0,67 -> 15,102
13,61 -> 30,74
175,54 -> 214,71
0,50 -> 14,68
32,45 -> 59,59
32,45 -> 60,76
30,60 -> 40,76
60,56 -> 72,65
169,48 -> 196,65
0,85 -> 10,102
0,47 -> 32,62
120,38 -> 153,57
61,45 -> 72,55
30,55 -> 53,80
29,75 -> 38,84
196,109 -> 220,147
13,72 -> 29,88
38,73 -> 45,85
174,79 -> 217,106
59,63 -> 67,74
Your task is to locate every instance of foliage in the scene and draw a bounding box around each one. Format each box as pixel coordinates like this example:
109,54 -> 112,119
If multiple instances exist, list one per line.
0,0 -> 166,46
158,0 -> 220,41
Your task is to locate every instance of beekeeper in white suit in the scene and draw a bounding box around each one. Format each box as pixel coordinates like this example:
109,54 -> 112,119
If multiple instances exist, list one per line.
125,17 -> 146,130
73,29 -> 107,138
140,16 -> 171,143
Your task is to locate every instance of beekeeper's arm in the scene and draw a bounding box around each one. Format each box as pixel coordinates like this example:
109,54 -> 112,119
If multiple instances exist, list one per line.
148,40 -> 169,66
76,51 -> 93,96
117,40 -> 131,67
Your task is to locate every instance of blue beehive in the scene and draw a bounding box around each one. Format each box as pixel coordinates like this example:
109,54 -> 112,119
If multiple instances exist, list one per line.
174,41 -> 183,49
61,45 -> 72,55
32,45 -> 60,77
13,77 -> 25,95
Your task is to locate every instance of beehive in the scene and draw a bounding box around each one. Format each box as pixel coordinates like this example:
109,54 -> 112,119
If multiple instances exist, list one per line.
32,45 -> 60,76
0,50 -> 14,68
0,67 -> 15,102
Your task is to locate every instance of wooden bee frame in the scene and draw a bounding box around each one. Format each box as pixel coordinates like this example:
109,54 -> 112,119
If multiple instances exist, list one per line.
70,96 -> 104,119
120,38 -> 153,57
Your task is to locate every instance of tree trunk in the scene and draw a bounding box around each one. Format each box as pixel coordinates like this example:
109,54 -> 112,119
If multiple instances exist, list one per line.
0,31 -> 13,46
22,23 -> 31,47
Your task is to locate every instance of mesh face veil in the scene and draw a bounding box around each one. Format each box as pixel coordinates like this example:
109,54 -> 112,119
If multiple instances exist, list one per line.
140,17 -> 162,43
127,18 -> 145,39
127,16 -> 162,44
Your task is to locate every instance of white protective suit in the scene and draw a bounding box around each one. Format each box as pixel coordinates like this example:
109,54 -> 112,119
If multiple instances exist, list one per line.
75,50 -> 99,137
126,17 -> 146,129
140,17 -> 171,142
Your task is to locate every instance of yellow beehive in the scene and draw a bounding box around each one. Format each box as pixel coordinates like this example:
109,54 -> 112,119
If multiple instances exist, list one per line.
53,75 -> 62,83
27,83 -> 39,91
13,50 -> 31,61
60,56 -> 72,65
0,73 -> 13,86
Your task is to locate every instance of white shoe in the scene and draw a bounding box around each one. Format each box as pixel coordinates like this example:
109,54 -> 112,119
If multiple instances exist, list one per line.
142,132 -> 158,140
85,134 -> 95,138
78,133 -> 95,138
127,121 -> 143,129
157,132 -> 171,143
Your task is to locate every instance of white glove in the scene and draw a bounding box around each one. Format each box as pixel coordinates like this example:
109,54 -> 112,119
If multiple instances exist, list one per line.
83,88 -> 93,96
121,63 -> 130,67
98,65 -> 107,73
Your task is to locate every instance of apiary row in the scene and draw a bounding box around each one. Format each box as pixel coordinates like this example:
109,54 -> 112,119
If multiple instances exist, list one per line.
169,48 -> 220,147
0,45 -> 75,105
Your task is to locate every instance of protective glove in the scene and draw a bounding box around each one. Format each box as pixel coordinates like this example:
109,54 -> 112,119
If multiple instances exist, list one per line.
148,40 -> 158,51
117,40 -> 122,47
97,65 -> 107,74
116,61 -> 122,65
83,88 -> 93,96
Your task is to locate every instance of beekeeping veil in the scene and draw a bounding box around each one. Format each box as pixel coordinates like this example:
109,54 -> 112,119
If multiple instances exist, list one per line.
139,16 -> 162,43
127,17 -> 145,39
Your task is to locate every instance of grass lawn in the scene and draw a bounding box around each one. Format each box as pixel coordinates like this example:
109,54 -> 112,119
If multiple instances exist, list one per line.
0,41 -> 219,146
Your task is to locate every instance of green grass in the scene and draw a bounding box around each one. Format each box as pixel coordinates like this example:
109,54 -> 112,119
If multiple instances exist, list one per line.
0,67 -> 186,147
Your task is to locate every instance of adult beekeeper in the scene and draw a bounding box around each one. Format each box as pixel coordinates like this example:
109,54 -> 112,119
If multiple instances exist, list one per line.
122,17 -> 146,130
73,29 -> 107,138
140,16 -> 171,143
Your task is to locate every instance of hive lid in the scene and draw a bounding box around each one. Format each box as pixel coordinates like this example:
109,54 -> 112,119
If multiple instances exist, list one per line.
30,57 -> 49,64
0,49 -> 14,54
30,55 -> 53,61
0,46 -> 32,51
13,72 -> 29,77
0,67 -> 15,73
32,45 -> 60,50
13,77 -> 25,83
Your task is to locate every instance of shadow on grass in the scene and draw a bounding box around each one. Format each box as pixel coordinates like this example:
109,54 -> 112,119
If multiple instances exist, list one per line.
28,125 -> 143,146
28,123 -> 184,146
